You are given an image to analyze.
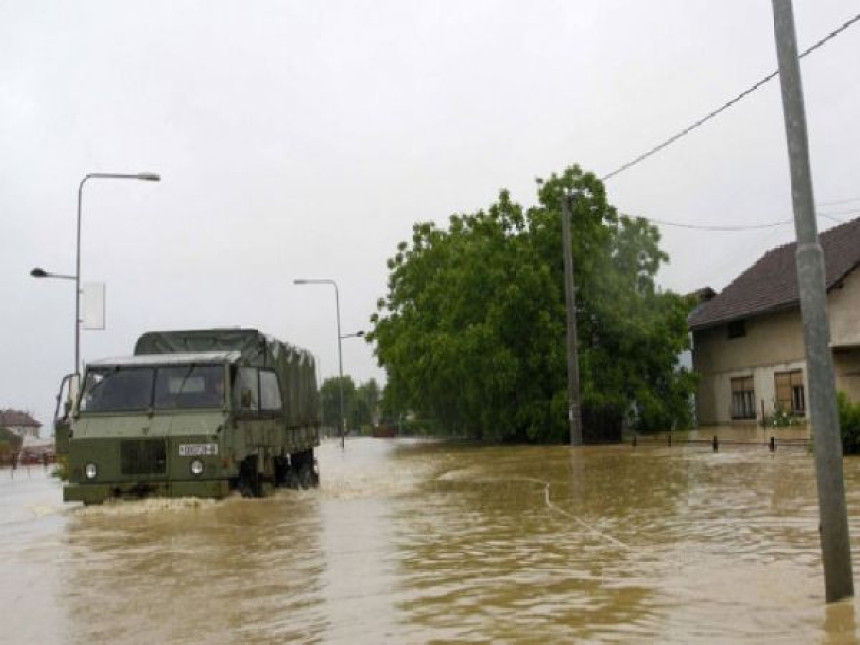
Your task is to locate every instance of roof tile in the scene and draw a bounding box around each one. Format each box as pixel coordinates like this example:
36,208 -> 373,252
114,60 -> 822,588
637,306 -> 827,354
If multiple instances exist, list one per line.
688,217 -> 860,330
0,409 -> 42,428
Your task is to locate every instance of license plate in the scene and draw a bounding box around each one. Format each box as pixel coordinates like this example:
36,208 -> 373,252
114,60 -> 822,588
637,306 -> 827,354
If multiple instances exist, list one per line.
179,443 -> 218,457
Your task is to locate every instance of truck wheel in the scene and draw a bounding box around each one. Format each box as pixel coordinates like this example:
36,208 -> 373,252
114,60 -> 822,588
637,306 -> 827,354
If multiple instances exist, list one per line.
298,462 -> 313,490
238,457 -> 260,498
274,456 -> 288,487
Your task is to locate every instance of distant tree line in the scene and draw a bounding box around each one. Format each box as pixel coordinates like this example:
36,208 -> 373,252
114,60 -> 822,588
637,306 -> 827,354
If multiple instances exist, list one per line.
320,376 -> 381,432
367,165 -> 696,443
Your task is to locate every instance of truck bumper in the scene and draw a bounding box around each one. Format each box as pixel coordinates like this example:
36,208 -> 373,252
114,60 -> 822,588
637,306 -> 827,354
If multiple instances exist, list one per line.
64,479 -> 232,505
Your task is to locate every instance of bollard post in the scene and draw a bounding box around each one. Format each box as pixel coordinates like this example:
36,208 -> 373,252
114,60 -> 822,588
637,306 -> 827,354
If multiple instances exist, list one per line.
713,436 -> 719,453
770,436 -> 776,452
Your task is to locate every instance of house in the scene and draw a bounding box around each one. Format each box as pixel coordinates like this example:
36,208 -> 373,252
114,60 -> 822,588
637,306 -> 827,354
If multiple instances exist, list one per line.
688,217 -> 860,426
0,409 -> 42,439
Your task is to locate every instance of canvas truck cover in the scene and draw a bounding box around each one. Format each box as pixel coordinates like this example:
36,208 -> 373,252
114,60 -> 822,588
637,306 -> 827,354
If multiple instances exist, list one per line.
134,329 -> 320,428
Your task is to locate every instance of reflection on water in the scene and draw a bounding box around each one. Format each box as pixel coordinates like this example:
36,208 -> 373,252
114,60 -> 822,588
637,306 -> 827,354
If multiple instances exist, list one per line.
2,435 -> 860,643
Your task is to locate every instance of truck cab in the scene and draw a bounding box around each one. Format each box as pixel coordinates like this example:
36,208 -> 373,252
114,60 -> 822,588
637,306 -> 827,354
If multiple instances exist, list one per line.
62,329 -> 321,504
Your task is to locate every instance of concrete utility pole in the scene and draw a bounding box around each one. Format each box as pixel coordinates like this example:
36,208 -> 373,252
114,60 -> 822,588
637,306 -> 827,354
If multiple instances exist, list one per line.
562,193 -> 584,446
771,0 -> 853,603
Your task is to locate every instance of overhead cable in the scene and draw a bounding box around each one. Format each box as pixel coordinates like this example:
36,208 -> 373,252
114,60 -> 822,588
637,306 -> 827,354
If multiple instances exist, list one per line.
646,218 -> 790,232
648,211 -> 849,231
818,198 -> 860,209
601,11 -> 860,183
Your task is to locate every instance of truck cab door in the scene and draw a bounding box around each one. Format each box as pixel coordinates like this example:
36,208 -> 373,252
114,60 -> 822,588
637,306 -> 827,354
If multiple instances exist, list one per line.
53,373 -> 79,456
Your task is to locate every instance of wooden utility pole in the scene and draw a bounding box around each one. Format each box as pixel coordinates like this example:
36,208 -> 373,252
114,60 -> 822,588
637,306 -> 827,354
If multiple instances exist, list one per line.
562,193 -> 584,446
771,0 -> 853,603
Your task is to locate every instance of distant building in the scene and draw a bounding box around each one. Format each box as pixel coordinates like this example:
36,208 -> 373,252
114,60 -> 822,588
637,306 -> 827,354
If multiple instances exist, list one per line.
0,409 -> 42,439
688,217 -> 860,426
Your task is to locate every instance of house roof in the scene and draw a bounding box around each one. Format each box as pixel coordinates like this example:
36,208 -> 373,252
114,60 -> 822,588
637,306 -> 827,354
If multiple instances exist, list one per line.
688,217 -> 860,331
0,409 -> 42,428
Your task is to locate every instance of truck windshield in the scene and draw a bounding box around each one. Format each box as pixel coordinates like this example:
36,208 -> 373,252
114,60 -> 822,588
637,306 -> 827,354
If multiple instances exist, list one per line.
154,365 -> 224,409
80,365 -> 225,412
81,368 -> 154,412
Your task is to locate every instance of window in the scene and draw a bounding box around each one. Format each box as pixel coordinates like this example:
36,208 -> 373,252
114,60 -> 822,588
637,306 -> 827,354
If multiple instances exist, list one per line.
81,368 -> 154,412
731,376 -> 756,419
775,370 -> 805,416
154,365 -> 224,409
81,364 -> 228,412
233,367 -> 260,411
260,371 -> 283,411
727,320 -> 747,339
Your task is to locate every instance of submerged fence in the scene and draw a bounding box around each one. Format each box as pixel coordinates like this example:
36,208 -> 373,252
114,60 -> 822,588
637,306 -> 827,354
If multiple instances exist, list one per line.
631,434 -> 811,452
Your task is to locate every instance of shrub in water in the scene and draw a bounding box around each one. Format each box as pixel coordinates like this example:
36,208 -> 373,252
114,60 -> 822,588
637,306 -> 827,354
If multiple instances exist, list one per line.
837,392 -> 860,455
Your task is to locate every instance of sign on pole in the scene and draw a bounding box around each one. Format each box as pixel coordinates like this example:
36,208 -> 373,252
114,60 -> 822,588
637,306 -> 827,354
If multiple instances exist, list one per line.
82,282 -> 106,330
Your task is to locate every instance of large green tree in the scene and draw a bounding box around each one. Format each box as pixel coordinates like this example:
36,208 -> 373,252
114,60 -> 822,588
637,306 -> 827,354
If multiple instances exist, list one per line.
368,165 -> 695,443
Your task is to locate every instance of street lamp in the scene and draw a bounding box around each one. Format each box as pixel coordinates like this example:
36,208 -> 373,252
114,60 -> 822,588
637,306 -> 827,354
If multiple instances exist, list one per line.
30,268 -> 76,281
70,172 -> 160,374
293,278 -> 349,448
30,268 -> 78,373
31,172 -> 163,375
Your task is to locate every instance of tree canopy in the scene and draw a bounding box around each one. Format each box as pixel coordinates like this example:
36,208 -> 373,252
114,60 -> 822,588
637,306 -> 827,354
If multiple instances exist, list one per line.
320,376 -> 381,431
368,165 -> 695,443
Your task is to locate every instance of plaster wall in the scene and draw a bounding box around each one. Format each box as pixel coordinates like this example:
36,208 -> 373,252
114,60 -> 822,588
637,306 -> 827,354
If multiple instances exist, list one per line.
693,271 -> 860,425
829,268 -> 860,347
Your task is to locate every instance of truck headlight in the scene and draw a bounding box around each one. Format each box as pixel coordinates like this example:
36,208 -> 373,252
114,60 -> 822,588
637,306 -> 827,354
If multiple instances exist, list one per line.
190,459 -> 204,476
85,462 -> 98,480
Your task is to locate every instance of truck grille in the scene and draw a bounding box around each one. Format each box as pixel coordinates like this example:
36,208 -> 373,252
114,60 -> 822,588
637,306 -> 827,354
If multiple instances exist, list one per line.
120,439 -> 167,475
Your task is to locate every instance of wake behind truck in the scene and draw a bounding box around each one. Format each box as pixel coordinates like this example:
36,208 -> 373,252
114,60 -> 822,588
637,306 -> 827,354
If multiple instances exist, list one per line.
57,329 -> 321,504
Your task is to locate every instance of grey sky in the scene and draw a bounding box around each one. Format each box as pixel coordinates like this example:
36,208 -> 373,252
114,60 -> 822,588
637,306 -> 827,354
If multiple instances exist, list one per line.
2,1 -> 858,430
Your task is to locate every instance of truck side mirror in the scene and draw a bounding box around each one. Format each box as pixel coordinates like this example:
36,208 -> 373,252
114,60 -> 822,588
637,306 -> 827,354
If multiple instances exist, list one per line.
69,374 -> 81,418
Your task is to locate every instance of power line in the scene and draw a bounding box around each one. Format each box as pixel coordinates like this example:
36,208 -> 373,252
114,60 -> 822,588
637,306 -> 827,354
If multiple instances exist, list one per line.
819,213 -> 845,224
680,226 -> 786,292
601,11 -> 860,183
647,210 -> 849,232
818,196 -> 860,207
823,207 -> 860,217
647,218 -> 790,232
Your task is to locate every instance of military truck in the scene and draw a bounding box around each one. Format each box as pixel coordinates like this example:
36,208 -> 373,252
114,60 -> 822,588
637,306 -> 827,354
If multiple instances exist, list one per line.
60,329 -> 321,504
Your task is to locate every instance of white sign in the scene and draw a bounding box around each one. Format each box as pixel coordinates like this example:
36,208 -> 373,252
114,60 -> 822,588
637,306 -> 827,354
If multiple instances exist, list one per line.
179,443 -> 219,456
82,282 -> 106,330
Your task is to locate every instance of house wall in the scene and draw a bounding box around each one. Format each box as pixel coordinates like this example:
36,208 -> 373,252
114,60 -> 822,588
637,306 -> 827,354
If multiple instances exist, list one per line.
8,425 -> 40,439
693,269 -> 860,425
829,268 -> 860,347
829,269 -> 860,402
834,349 -> 860,402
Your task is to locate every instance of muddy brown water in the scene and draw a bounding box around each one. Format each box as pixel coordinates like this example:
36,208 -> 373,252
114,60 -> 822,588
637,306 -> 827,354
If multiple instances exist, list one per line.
3,431 -> 860,644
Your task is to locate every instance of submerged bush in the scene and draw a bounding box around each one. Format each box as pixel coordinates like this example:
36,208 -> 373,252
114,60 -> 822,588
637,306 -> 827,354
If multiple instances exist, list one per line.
837,392 -> 860,454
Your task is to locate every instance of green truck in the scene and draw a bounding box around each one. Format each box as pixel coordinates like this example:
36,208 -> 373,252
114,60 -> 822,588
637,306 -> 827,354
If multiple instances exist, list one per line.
59,329 -> 321,504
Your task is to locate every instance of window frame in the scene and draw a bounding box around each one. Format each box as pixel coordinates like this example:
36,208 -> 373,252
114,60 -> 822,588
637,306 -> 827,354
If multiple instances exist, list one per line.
80,366 -> 156,413
730,375 -> 756,420
774,369 -> 806,417
727,320 -> 747,340
259,369 -> 283,413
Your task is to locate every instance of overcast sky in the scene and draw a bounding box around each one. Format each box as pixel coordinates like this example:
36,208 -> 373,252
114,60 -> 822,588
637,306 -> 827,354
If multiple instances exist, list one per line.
2,1 -> 858,430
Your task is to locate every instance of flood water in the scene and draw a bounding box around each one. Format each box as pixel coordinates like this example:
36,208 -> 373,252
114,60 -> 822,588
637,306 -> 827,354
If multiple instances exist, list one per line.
3,433 -> 860,644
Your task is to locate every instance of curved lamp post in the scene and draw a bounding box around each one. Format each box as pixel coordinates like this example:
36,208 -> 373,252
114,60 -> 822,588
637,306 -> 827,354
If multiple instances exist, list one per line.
32,172 -> 160,375
293,278 -> 353,448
